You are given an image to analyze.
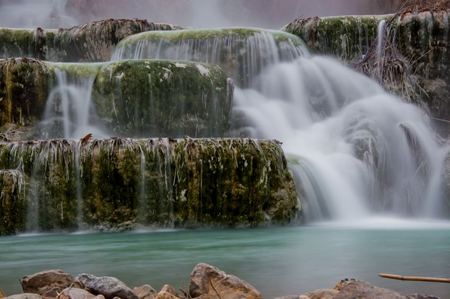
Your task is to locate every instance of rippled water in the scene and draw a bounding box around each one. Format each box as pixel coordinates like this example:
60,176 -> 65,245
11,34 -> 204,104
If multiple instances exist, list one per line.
1,222 -> 450,298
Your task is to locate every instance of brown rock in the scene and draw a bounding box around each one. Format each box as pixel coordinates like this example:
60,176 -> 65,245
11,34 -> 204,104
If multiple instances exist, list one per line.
333,278 -> 358,291
20,270 -> 75,296
133,285 -> 157,299
159,286 -> 177,298
189,263 -> 261,299
0,288 -> 6,298
62,288 -> 96,299
334,281 -> 408,299
305,289 -> 338,299
6,294 -> 42,299
273,296 -> 301,299
155,292 -> 177,299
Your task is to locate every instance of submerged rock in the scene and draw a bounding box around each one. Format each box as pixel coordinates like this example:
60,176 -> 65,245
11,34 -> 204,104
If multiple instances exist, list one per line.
75,274 -> 138,299
20,269 -> 75,296
0,19 -> 182,62
189,263 -> 262,299
0,138 -> 299,234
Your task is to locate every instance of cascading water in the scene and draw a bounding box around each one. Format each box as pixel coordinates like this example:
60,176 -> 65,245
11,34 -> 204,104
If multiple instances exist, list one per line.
112,28 -> 308,86
39,68 -> 108,139
234,56 -> 447,222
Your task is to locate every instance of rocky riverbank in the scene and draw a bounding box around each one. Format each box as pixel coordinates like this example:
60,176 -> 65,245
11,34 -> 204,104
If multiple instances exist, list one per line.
0,264 -> 439,299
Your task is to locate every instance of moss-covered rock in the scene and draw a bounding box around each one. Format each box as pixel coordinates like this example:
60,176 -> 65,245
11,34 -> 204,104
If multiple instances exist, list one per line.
0,138 -> 300,234
0,19 -> 182,62
113,28 -> 308,86
0,168 -> 27,235
93,60 -> 233,137
0,58 -> 51,128
282,15 -> 388,65
0,59 -> 233,138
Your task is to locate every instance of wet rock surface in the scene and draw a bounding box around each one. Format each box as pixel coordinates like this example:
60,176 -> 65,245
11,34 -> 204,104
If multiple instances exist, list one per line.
0,19 -> 182,62
0,138 -> 299,234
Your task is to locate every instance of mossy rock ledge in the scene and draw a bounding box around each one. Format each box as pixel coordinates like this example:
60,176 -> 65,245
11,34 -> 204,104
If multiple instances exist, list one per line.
0,58 -> 233,138
0,19 -> 183,62
283,11 -> 450,133
112,28 -> 309,86
0,138 -> 300,235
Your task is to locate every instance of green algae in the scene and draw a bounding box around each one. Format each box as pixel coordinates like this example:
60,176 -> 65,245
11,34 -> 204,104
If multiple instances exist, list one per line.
0,138 -> 300,234
0,168 -> 27,235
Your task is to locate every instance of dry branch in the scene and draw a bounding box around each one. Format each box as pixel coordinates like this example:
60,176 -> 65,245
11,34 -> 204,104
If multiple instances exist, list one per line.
380,273 -> 450,283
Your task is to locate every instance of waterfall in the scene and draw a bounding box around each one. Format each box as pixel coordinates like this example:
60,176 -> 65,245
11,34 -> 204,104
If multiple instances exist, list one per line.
234,56 -> 447,220
39,68 -> 108,139
112,28 -> 308,86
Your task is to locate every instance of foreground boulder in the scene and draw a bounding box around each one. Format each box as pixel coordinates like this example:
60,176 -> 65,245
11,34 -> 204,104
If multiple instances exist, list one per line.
189,263 -> 262,299
334,281 -> 438,299
62,288 -> 97,299
20,270 -> 74,296
305,289 -> 338,299
6,295 -> 41,299
133,285 -> 157,299
75,274 -> 138,299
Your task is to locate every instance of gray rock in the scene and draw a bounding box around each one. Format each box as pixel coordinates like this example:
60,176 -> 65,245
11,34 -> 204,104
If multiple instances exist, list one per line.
20,269 -> 75,296
133,285 -> 157,299
273,296 -> 301,299
75,274 -> 138,299
6,294 -> 42,299
334,281 -> 413,299
189,263 -> 262,299
62,287 -> 97,299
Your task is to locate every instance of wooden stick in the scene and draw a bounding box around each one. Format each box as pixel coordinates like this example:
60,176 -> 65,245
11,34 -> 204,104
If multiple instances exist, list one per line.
379,273 -> 450,283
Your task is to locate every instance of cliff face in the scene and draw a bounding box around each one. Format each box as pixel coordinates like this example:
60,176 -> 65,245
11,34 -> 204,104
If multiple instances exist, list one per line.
0,138 -> 300,235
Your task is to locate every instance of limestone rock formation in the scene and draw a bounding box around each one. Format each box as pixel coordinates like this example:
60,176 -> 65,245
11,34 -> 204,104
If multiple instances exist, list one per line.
189,263 -> 262,299
0,59 -> 233,139
0,58 -> 51,128
5,294 -> 42,299
20,270 -> 75,296
113,28 -> 307,87
75,274 -> 139,299
0,19 -> 182,62
0,138 -> 299,234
